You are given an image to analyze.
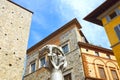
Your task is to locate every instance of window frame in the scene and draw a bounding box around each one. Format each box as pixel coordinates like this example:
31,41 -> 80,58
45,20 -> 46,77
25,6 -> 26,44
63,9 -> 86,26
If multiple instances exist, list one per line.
114,24 -> 120,41
106,54 -> 111,59
39,56 -> 46,68
98,67 -> 106,79
106,8 -> 120,22
61,41 -> 70,54
110,69 -> 119,80
95,51 -> 99,56
30,60 -> 36,73
109,11 -> 117,19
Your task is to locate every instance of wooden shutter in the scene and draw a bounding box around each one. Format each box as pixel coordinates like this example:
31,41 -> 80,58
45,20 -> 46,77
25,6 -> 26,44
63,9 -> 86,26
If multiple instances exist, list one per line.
98,67 -> 106,79
111,70 -> 118,80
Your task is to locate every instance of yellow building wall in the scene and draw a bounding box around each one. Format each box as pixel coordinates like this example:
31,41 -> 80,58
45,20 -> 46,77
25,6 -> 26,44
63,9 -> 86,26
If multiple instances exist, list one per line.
113,45 -> 120,67
102,16 -> 120,45
101,6 -> 120,67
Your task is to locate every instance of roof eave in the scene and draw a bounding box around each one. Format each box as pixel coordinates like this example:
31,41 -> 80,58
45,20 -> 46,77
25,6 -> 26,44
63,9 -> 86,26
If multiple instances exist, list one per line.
84,0 -> 119,26
27,18 -> 81,54
8,0 -> 33,14
78,42 -> 113,55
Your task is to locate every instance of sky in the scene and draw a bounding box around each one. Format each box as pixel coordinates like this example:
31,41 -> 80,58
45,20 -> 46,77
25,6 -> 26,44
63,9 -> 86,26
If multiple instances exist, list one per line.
13,0 -> 111,49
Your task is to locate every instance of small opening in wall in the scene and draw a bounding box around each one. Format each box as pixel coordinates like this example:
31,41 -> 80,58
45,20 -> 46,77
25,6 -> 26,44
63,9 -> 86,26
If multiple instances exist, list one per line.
19,27 -> 21,28
21,16 -> 23,18
13,52 -> 15,54
86,49 -> 88,52
19,57 -> 21,60
2,7 -> 4,9
11,22 -> 13,24
95,51 -> 99,56
12,12 -> 14,14
17,38 -> 19,40
9,64 -> 12,67
5,34 -> 7,36
5,54 -> 8,56
0,47 -> 1,49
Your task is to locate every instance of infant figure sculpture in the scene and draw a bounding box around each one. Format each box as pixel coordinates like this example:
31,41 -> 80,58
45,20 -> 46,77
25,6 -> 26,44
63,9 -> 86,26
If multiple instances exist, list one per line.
43,45 -> 67,80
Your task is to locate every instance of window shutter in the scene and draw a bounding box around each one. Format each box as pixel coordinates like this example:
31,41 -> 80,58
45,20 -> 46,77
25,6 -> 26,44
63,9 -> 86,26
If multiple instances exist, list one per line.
115,8 -> 120,15
114,25 -> 120,40
98,67 -> 106,79
111,70 -> 118,80
106,16 -> 111,22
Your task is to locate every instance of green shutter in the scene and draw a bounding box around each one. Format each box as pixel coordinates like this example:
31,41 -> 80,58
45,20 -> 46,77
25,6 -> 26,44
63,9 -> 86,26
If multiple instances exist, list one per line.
106,16 -> 111,22
114,25 -> 120,40
115,8 -> 120,15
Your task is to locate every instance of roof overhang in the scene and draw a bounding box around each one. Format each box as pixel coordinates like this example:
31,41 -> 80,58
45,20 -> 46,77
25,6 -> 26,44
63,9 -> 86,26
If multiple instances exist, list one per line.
8,0 -> 33,14
27,18 -> 82,54
78,42 -> 113,55
84,0 -> 119,26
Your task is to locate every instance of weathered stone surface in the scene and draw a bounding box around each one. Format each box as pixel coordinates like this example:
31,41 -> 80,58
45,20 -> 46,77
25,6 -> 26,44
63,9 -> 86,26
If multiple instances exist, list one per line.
24,24 -> 85,80
24,68 -> 50,80
24,19 -> 120,80
0,0 -> 32,80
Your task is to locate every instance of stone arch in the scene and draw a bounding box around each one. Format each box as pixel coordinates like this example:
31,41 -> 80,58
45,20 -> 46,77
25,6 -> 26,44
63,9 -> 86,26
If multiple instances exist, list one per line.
105,61 -> 120,79
93,58 -> 106,78
93,58 -> 105,65
106,61 -> 119,69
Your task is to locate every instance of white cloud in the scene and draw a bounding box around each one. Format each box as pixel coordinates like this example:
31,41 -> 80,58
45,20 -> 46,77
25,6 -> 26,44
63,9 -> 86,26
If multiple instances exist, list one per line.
13,0 -> 111,49
59,0 -> 105,18
57,0 -> 110,48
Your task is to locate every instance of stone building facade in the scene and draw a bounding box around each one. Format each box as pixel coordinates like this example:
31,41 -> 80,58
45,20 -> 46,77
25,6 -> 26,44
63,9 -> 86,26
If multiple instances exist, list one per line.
24,18 -> 120,80
0,0 -> 32,80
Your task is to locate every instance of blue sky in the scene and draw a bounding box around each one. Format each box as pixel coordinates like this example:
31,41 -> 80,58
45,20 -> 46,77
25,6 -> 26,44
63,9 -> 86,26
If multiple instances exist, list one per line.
13,0 -> 111,49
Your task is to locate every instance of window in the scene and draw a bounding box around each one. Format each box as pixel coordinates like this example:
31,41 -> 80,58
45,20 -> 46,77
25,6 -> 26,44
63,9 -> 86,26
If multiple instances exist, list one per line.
30,62 -> 35,73
109,11 -> 117,19
106,54 -> 111,59
95,52 -> 99,56
106,9 -> 120,22
64,73 -> 71,80
114,25 -> 120,40
62,44 -> 69,54
86,49 -> 88,52
40,57 -> 46,68
111,70 -> 118,80
98,67 -> 106,79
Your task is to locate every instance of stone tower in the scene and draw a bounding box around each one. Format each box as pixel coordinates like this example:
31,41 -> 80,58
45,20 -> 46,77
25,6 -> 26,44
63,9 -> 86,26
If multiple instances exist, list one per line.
0,0 -> 33,80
